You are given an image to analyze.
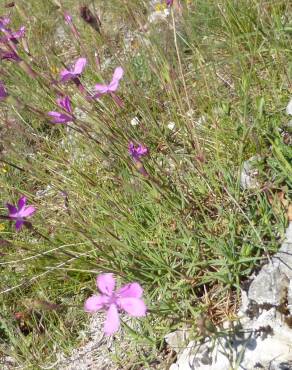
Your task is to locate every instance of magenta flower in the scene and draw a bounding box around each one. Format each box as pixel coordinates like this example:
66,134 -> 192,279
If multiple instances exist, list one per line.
0,16 -> 10,30
57,96 -> 72,112
64,11 -> 80,38
93,66 -> 124,99
0,49 -> 21,61
60,57 -> 87,82
1,26 -> 25,42
64,11 -> 73,23
84,273 -> 147,336
166,0 -> 174,6
0,15 -> 25,43
9,26 -> 25,41
0,81 -> 8,100
6,196 -> 36,231
48,96 -> 73,124
128,142 -> 148,161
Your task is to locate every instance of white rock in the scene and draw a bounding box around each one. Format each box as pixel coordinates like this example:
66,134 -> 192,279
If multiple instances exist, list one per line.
248,261 -> 288,306
240,155 -> 261,190
170,222 -> 292,370
130,116 -> 140,126
169,339 -> 231,370
286,98 -> 292,115
35,185 -> 53,198
241,335 -> 292,369
286,222 -> 292,243
167,121 -> 176,130
165,328 -> 190,353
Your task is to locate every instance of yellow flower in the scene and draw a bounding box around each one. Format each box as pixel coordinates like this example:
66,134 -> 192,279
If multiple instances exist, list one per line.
1,164 -> 7,173
50,65 -> 59,76
155,3 -> 167,11
0,224 -> 5,232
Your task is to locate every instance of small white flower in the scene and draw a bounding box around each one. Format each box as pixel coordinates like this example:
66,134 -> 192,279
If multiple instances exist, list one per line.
130,116 -> 140,126
167,122 -> 176,130
286,98 -> 292,115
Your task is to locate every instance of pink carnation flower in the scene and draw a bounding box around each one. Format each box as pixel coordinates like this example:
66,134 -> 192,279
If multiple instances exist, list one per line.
60,57 -> 87,82
48,96 -> 73,124
0,81 -> 8,100
6,196 -> 36,231
93,66 -> 124,99
84,273 -> 147,335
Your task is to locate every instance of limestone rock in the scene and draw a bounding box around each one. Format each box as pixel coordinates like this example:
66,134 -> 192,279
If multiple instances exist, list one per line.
240,156 -> 261,190
165,328 -> 190,353
248,262 -> 288,306
168,222 -> 292,369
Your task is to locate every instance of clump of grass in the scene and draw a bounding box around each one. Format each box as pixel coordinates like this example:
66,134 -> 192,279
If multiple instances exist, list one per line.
0,0 -> 291,367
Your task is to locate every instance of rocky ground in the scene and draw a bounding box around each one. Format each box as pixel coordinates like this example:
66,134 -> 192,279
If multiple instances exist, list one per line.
166,220 -> 292,370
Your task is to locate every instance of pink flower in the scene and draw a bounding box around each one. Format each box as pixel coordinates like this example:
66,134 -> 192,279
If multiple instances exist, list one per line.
48,96 -> 73,124
0,81 -> 8,100
93,66 -> 124,99
9,26 -> 25,40
0,49 -> 21,62
6,196 -> 36,231
0,18 -> 25,43
0,16 -> 10,30
64,11 -> 73,23
128,142 -> 148,161
64,11 -> 80,38
84,273 -> 147,336
60,57 -> 87,82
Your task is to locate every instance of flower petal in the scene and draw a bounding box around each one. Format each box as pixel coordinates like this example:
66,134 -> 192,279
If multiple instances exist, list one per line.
97,273 -> 115,296
60,70 -> 73,82
94,83 -> 109,94
73,57 -> 87,75
0,81 -> 8,100
117,283 -> 143,298
15,220 -> 24,231
112,67 -> 124,81
118,297 -> 147,317
6,203 -> 17,215
128,141 -> 134,154
64,12 -> 72,23
108,79 -> 119,92
0,17 -> 10,29
48,112 -> 72,124
64,96 -> 72,113
21,206 -> 36,218
104,304 -> 120,335
108,67 -> 124,92
84,294 -> 107,312
0,51 -> 21,62
17,196 -> 26,210
136,145 -> 148,156
10,26 -> 25,40
57,96 -> 72,113
92,92 -> 103,100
